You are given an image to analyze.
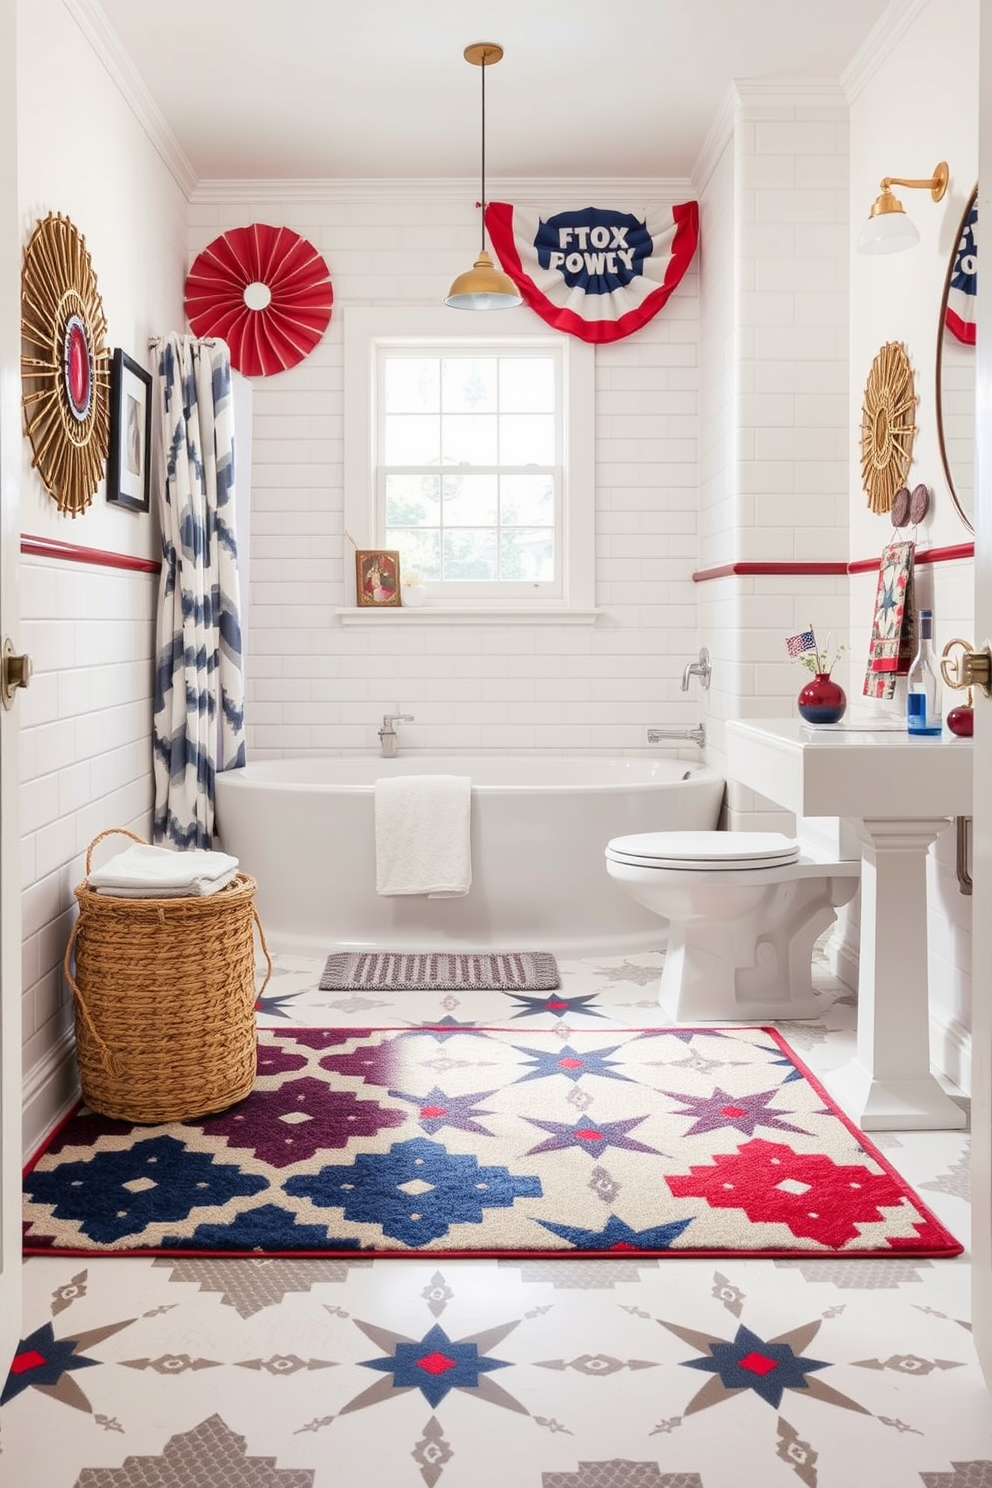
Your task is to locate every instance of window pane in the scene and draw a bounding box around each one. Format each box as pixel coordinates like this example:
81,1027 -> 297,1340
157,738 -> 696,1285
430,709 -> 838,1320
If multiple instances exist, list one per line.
499,413 -> 555,464
499,357 -> 555,412
384,413 -> 440,465
385,474 -> 440,528
441,358 -> 497,412
501,529 -> 554,581
442,474 -> 498,526
440,413 -> 497,465
387,528 -> 441,581
443,528 -> 497,580
500,474 -> 554,525
384,357 -> 439,413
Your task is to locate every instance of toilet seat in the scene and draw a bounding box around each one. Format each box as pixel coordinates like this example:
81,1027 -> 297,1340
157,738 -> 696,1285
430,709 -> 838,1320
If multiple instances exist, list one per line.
605,830 -> 800,872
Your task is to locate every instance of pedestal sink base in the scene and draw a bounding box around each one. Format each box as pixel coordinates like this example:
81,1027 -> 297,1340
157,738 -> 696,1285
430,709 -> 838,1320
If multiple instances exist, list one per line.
822,1059 -> 966,1132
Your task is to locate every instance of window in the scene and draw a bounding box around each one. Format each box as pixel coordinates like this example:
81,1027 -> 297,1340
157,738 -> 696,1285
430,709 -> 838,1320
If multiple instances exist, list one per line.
344,307 -> 594,611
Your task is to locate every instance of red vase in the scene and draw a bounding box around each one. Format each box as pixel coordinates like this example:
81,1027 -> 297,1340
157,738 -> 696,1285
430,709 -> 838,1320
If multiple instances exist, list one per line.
797,672 -> 846,725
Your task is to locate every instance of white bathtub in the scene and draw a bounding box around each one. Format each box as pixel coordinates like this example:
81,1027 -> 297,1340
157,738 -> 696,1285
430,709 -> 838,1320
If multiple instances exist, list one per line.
215,756 -> 725,956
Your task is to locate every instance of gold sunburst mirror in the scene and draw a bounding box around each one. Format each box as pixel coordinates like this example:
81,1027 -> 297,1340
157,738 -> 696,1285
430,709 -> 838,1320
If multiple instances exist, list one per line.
860,340 -> 918,514
21,212 -> 111,517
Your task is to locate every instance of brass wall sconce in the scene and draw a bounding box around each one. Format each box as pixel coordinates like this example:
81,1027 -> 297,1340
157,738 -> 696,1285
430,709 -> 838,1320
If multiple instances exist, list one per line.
444,43 -> 522,310
857,161 -> 949,254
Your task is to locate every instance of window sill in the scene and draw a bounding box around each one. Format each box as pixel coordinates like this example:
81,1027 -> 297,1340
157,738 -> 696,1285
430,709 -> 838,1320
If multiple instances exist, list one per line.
334,606 -> 601,627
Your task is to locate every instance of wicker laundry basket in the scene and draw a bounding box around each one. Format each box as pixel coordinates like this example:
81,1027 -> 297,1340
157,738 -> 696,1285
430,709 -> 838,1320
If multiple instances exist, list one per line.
63,828 -> 271,1124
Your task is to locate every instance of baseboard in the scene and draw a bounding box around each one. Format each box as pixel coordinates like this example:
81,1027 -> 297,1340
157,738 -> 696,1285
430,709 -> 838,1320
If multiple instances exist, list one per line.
930,1004 -> 972,1098
825,928 -> 859,994
22,1030 -> 80,1164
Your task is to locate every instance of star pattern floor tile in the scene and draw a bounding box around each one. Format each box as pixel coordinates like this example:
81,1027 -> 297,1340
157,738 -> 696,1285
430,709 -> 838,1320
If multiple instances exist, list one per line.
3,946 -> 990,1487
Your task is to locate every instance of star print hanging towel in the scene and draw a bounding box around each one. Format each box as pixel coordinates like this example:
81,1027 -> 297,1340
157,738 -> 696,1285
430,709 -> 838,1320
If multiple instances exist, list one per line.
863,539 -> 916,699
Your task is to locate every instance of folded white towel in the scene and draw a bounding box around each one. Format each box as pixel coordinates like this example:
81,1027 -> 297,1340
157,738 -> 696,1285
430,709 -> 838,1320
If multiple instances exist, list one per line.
375,775 -> 472,897
93,867 -> 239,898
87,843 -> 239,894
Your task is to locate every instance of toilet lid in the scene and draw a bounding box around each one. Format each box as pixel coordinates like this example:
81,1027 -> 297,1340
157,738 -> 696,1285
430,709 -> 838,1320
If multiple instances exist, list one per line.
606,830 -> 800,871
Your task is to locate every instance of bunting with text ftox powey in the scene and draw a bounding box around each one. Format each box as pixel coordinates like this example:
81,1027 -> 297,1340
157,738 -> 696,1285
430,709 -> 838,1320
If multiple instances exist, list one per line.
485,201 -> 699,344
944,201 -> 977,345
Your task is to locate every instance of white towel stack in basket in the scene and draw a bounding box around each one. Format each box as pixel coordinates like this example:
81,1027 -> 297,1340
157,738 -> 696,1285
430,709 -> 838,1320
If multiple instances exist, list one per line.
87,842 -> 239,898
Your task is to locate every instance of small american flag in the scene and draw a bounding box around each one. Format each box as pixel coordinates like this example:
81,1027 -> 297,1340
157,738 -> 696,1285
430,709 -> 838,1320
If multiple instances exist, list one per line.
786,629 -> 817,658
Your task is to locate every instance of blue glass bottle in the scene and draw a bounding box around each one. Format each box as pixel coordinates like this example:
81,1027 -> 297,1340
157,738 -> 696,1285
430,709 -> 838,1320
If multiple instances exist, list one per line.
906,609 -> 943,736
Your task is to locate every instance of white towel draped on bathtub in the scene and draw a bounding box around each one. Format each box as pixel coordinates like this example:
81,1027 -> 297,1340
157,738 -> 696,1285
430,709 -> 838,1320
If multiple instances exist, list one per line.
374,775 -> 472,897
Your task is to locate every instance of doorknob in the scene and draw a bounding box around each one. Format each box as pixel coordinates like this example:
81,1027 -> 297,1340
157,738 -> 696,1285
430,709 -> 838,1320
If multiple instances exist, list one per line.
941,637 -> 992,698
0,637 -> 31,709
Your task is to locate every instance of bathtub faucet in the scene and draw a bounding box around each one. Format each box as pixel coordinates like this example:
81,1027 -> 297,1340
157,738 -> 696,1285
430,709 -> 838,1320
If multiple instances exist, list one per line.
647,723 -> 706,749
378,713 -> 414,758
681,647 -> 712,691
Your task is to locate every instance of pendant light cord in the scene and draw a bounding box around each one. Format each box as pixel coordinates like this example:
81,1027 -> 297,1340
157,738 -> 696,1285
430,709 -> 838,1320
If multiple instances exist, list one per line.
479,52 -> 488,253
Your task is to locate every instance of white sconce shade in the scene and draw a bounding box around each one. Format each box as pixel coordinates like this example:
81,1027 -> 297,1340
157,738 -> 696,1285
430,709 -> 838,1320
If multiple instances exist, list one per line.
856,163 -> 949,256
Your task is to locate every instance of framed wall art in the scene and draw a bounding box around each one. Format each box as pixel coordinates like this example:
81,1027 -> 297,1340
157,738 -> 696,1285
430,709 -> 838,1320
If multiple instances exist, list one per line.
356,549 -> 401,608
106,349 -> 152,512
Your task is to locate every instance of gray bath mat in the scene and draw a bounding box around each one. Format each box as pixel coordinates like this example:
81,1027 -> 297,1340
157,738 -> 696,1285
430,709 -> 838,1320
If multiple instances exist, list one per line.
319,950 -> 560,992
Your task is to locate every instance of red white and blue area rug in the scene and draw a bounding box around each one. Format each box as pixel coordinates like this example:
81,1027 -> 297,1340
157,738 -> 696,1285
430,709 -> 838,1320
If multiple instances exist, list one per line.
22,1026 -> 961,1259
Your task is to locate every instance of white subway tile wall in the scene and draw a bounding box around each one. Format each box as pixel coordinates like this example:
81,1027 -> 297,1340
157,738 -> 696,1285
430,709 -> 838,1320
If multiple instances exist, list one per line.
19,559 -> 156,1145
189,190 -> 704,761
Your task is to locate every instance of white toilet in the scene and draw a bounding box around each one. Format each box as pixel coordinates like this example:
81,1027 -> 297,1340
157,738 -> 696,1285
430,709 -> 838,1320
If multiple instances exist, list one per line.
604,830 -> 859,1023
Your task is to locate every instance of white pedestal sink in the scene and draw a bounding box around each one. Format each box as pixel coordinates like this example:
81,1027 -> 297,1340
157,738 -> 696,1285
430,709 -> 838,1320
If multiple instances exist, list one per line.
726,718 -> 972,1131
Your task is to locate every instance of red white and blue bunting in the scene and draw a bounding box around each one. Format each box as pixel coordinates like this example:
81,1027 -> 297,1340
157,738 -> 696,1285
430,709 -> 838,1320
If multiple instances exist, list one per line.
485,201 -> 699,344
945,201 -> 977,345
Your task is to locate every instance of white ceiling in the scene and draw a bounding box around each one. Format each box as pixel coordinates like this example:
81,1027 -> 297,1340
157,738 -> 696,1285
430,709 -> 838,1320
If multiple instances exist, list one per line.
92,0 -> 893,183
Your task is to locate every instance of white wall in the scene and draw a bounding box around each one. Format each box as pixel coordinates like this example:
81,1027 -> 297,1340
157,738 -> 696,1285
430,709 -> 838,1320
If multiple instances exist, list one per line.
17,0 -> 187,1152
187,187 -> 704,759
694,87 -> 851,795
847,0 -> 978,1087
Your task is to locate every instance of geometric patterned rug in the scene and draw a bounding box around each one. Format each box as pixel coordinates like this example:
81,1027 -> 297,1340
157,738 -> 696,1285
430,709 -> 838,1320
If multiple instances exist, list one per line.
22,1026 -> 962,1259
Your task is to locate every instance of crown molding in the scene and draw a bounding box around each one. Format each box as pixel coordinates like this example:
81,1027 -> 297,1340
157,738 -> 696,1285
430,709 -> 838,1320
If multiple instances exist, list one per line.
841,0 -> 931,102
692,84 -> 740,195
189,176 -> 695,207
692,79 -> 847,195
731,78 -> 848,109
65,0 -> 197,197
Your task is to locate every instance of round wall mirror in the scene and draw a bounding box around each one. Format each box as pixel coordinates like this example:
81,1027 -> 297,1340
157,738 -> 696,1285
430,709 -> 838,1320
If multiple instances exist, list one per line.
935,184 -> 977,534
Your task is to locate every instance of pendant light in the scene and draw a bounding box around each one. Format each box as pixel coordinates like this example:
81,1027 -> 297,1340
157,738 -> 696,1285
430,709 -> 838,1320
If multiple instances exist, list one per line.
444,43 -> 522,310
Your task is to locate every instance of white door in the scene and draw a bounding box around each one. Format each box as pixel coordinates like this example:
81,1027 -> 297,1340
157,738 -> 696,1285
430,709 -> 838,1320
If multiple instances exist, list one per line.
971,10 -> 992,1387
0,0 -> 23,1378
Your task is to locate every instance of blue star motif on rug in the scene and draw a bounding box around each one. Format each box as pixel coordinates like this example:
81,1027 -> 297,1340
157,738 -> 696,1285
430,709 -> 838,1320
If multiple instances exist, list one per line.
754,1041 -> 805,1083
684,1323 -> 829,1408
360,1323 -> 513,1408
666,1085 -> 814,1138
535,1213 -> 693,1251
503,991 -> 606,1020
1,1322 -> 99,1405
284,1137 -> 542,1247
523,1114 -> 659,1160
510,1042 -> 633,1086
22,1136 -> 269,1244
387,1085 -> 499,1137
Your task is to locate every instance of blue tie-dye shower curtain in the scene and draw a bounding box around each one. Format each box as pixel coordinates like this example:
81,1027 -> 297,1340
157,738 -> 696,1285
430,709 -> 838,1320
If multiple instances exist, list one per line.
151,334 -> 246,848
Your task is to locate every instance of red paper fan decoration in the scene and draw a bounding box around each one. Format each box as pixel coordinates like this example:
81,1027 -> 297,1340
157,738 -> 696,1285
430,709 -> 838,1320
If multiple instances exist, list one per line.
184,223 -> 333,377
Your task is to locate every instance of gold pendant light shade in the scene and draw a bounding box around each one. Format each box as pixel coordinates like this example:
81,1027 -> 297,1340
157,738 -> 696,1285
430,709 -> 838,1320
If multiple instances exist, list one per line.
445,43 -> 522,310
445,250 -> 521,309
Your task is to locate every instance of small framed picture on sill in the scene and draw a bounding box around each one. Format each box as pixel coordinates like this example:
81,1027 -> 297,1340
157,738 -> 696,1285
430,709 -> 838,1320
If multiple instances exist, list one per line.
356,549 -> 401,607
106,349 -> 152,512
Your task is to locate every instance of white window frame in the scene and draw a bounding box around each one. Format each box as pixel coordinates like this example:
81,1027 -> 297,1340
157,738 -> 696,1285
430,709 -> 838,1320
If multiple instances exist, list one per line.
343,306 -> 595,614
